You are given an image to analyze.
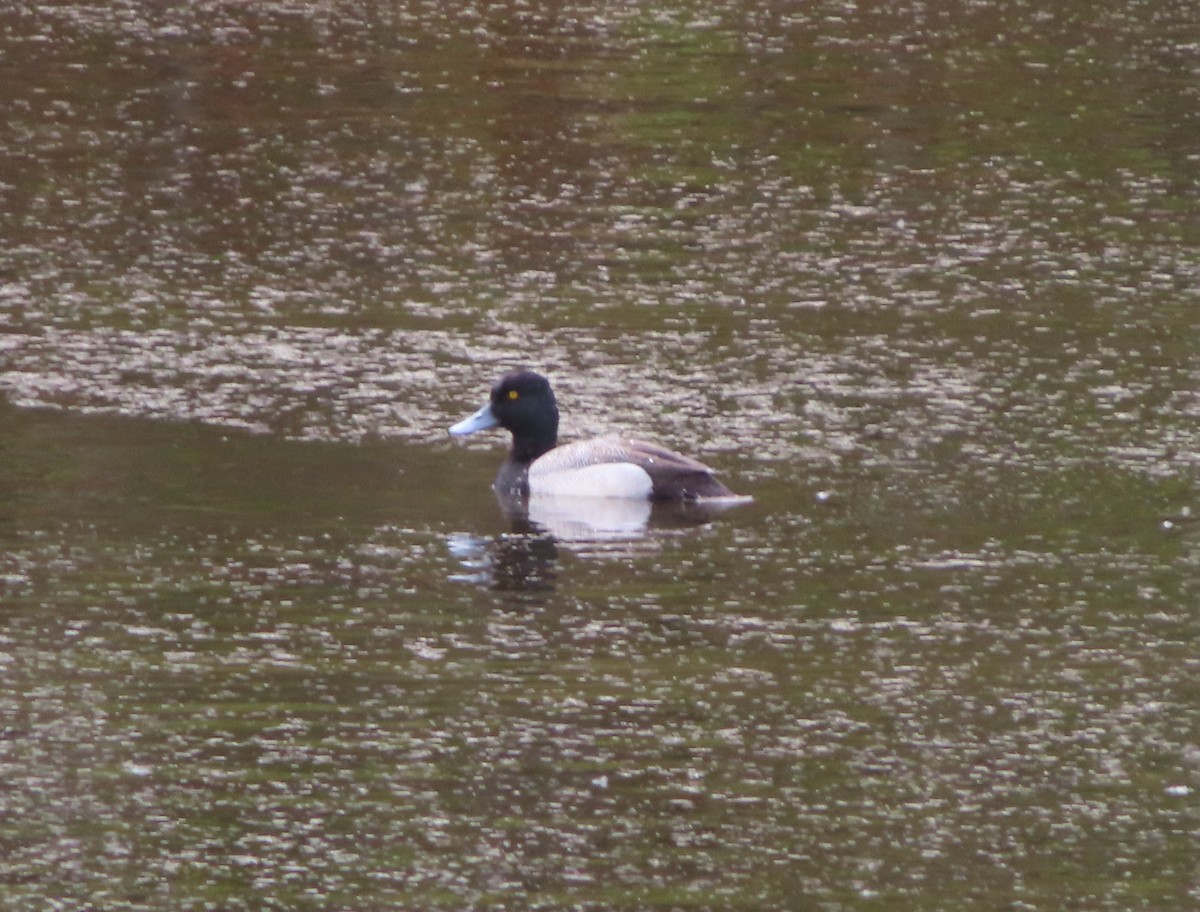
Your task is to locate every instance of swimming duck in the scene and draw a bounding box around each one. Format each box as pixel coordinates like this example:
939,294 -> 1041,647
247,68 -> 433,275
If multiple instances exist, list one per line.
448,369 -> 748,501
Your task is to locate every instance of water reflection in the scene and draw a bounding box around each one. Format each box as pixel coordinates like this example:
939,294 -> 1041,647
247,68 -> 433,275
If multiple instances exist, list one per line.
509,489 -> 654,541
447,529 -> 558,593
448,489 -> 748,591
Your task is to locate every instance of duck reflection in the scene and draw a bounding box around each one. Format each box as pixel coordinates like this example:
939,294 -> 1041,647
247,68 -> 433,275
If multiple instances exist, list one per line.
446,523 -> 558,593
511,490 -> 652,541
447,490 -> 744,592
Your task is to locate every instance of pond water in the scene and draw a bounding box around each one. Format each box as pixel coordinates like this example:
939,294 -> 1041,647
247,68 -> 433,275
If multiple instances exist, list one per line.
2,1 -> 1199,910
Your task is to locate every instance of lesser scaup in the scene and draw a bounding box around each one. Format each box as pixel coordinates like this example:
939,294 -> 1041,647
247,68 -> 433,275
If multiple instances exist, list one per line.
449,369 -> 749,502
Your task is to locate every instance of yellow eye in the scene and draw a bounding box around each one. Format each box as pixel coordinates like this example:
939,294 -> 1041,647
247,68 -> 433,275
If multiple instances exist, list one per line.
507,390 -> 519,400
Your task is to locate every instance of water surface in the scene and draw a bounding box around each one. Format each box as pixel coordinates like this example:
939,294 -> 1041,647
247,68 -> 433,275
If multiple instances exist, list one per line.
1,2 -> 1198,910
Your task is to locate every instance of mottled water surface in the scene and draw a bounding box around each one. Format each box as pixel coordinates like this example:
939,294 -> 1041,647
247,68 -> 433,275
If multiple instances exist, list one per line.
2,1 -> 1199,910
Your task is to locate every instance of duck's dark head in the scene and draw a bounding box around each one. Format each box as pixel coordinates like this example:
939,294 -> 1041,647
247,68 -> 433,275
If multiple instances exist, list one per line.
449,369 -> 559,463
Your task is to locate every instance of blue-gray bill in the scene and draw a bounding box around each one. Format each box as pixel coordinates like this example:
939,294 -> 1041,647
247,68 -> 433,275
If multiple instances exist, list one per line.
449,402 -> 499,436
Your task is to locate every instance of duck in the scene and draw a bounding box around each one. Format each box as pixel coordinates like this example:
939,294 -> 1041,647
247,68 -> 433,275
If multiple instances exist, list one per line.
448,369 -> 749,502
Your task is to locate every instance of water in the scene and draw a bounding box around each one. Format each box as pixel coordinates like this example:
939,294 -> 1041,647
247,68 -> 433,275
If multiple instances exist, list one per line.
2,1 -> 1199,909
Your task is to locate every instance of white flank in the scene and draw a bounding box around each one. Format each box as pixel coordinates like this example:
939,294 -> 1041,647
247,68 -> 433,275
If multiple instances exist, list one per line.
528,461 -> 654,499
